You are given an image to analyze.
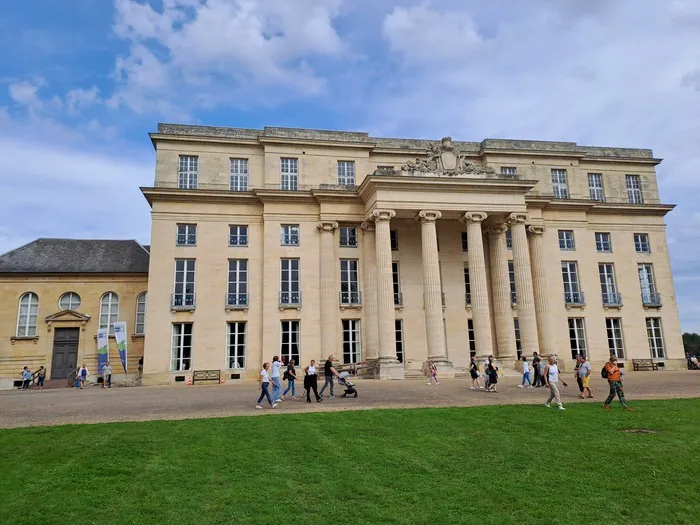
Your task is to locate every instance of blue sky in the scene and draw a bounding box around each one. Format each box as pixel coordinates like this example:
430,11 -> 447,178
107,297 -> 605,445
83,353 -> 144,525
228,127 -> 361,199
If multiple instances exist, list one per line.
1,0 -> 699,332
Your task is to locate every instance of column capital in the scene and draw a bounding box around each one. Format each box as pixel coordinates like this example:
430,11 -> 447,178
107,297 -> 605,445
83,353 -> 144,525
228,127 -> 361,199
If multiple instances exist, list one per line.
486,224 -> 508,236
317,221 -> 338,232
507,212 -> 530,225
528,225 -> 546,236
372,209 -> 396,222
416,210 -> 442,223
461,211 -> 488,224
361,221 -> 376,233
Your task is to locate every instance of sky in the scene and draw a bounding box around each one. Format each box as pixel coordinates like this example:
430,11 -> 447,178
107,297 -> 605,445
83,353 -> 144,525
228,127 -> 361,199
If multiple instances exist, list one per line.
1,0 -> 699,332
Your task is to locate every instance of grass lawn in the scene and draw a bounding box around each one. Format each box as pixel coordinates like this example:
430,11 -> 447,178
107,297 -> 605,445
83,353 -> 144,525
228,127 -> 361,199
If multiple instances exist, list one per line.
1,399 -> 699,525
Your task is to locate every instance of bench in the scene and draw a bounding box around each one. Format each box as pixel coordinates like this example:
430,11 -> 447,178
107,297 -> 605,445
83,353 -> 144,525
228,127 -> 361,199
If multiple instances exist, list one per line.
336,362 -> 376,378
632,359 -> 659,371
192,369 -> 221,384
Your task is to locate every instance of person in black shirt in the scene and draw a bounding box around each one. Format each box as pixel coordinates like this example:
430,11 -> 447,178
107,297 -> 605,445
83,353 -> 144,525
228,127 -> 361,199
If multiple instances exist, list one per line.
532,352 -> 542,387
282,359 -> 297,400
319,355 -> 338,398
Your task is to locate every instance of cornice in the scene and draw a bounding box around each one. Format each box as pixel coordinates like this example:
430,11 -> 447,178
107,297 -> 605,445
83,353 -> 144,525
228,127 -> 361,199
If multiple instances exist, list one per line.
258,136 -> 376,150
149,133 -> 260,150
141,187 -> 259,206
252,189 -> 316,204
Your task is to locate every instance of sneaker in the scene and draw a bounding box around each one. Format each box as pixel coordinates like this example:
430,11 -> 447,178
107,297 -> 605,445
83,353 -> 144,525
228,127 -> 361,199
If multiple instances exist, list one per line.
558,406 -> 566,411
272,403 -> 279,408
544,403 -> 551,408
469,386 -> 475,390
479,386 -> 484,389
255,405 -> 263,409
528,386 -> 534,389
274,399 -> 282,403
427,382 -> 431,385
330,395 -> 335,398
317,398 -> 323,402
292,396 -> 298,400
518,385 -> 523,388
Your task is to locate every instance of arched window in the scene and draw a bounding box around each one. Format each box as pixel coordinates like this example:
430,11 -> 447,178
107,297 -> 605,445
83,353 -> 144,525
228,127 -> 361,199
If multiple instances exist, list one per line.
59,292 -> 81,311
135,292 -> 147,335
17,292 -> 39,337
99,292 -> 119,334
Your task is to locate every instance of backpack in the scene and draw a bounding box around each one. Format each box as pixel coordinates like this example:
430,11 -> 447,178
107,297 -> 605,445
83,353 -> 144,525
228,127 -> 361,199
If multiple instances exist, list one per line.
601,366 -> 608,379
283,370 -> 289,381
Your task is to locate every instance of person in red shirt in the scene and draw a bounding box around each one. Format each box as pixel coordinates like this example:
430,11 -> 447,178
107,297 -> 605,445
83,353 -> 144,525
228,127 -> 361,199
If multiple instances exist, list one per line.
603,355 -> 633,411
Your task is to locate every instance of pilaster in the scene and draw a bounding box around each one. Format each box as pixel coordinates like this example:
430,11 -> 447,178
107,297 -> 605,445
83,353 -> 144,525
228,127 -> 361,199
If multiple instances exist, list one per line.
317,221 -> 338,357
487,224 -> 517,364
361,221 -> 379,361
528,225 -> 553,356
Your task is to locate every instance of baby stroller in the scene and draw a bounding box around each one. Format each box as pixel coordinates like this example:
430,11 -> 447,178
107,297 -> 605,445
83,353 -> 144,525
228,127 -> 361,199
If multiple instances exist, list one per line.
338,372 -> 358,398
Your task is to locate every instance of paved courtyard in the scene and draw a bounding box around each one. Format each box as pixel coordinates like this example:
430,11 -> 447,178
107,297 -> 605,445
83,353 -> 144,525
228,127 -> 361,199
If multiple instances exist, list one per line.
1,371 -> 698,429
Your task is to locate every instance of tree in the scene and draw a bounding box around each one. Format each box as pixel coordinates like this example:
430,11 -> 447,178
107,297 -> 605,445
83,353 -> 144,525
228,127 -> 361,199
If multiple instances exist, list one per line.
682,333 -> 700,356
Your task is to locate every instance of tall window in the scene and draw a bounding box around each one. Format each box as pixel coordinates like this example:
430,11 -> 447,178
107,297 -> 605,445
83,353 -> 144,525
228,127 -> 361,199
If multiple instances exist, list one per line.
173,260 -> 196,308
599,263 -> 618,305
568,318 -> 587,359
171,323 -> 192,371
227,260 -> 248,307
561,262 -> 582,304
392,262 -> 402,305
501,167 -> 517,177
59,292 -> 81,311
99,292 -> 119,333
595,232 -> 612,253
626,175 -> 643,204
339,227 -> 357,247
505,229 -> 513,249
463,265 -> 471,305
340,259 -> 360,304
638,263 -> 658,304
514,319 -> 522,360
337,161 -> 356,186
230,158 -> 249,191
551,169 -> 569,199
588,173 -> 604,201
508,261 -> 516,303
646,318 -> 665,358
281,320 -> 300,364
135,292 -> 147,335
176,224 -> 197,246
606,318 -> 625,358
342,319 -> 361,364
634,233 -> 650,253
281,224 -> 300,246
227,322 -> 246,369
467,319 -> 476,358
178,156 -> 198,189
229,225 -> 248,247
558,230 -> 575,250
280,158 -> 298,191
395,320 -> 404,363
280,259 -> 300,305
461,232 -> 468,252
390,230 -> 398,251
16,292 -> 39,337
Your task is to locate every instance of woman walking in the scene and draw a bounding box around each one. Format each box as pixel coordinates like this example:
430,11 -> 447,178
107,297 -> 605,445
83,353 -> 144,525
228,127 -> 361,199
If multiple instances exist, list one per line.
270,356 -> 284,403
304,360 -> 322,403
544,355 -> 567,410
20,366 -> 32,390
75,364 -> 89,389
426,360 -> 439,385
469,358 -> 482,389
282,359 -> 297,400
486,360 -> 499,392
256,362 -> 278,409
36,366 -> 46,390
519,357 -> 533,388
603,355 -> 633,411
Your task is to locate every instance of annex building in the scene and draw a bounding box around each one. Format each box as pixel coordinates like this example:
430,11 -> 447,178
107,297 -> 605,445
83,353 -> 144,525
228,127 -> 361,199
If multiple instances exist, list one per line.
0,123 -> 685,387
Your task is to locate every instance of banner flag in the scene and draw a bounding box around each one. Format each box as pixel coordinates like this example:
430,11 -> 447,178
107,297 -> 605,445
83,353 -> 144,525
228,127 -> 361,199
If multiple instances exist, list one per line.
97,328 -> 109,376
113,322 -> 128,373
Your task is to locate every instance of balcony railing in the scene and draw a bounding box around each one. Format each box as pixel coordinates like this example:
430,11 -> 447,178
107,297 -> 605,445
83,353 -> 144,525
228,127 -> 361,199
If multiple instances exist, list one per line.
176,234 -> 196,246
172,293 -> 196,310
394,292 -> 403,306
559,239 -> 575,251
642,292 -> 662,307
226,293 -> 248,309
339,236 -> 358,247
511,291 -> 517,304
564,291 -> 585,306
602,292 -> 623,307
465,292 -> 471,306
340,291 -> 362,306
279,291 -> 302,307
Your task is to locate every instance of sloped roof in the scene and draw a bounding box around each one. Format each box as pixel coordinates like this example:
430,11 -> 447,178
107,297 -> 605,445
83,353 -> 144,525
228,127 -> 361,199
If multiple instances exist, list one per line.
0,239 -> 150,274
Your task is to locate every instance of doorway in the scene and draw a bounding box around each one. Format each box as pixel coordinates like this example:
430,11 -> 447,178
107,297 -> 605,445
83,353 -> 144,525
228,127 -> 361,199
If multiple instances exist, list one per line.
51,328 -> 79,379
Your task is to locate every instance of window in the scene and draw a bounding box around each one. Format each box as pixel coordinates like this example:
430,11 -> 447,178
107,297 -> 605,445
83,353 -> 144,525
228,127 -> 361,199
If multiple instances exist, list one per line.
171,323 -> 192,371
176,224 -> 197,246
626,175 -> 643,204
135,292 -> 147,335
558,230 -> 575,250
59,292 -> 81,311
395,320 -> 404,363
551,169 -> 569,199
281,320 -> 300,364
505,229 -> 513,249
461,232 -> 468,252
339,227 -> 357,247
568,318 -> 587,359
281,224 -> 300,246
227,260 -> 248,307
390,230 -> 398,251
634,233 -> 650,253
280,259 -> 300,305
99,292 -> 119,334
508,261 -> 516,303
342,319 -> 361,364
514,319 -> 522,360
562,262 -> 583,304
340,259 -> 361,304
337,161 -> 356,186
178,156 -> 198,189
393,262 -> 402,305
599,263 -> 619,305
16,292 -> 39,337
595,232 -> 612,253
464,265 -> 471,305
229,225 -> 248,247
638,263 -> 659,305
501,167 -> 517,177
230,158 -> 249,191
173,259 -> 196,308
646,318 -> 665,358
606,318 -> 625,359
467,319 -> 476,358
227,322 -> 246,369
280,158 -> 298,191
588,173 -> 605,201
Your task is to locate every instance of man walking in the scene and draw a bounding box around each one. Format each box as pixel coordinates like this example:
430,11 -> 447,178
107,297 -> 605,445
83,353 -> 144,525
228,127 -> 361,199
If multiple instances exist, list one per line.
574,355 -> 585,396
532,352 -> 542,387
319,355 -> 338,399
270,356 -> 284,403
102,362 -> 113,389
544,355 -> 567,410
603,355 -> 632,411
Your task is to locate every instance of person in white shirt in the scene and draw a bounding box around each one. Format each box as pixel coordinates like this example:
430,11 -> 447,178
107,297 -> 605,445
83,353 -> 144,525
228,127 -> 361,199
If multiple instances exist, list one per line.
75,364 -> 90,389
544,355 -> 568,410
270,356 -> 284,402
303,360 -> 322,403
102,362 -> 113,389
519,357 -> 533,388
256,363 -> 278,409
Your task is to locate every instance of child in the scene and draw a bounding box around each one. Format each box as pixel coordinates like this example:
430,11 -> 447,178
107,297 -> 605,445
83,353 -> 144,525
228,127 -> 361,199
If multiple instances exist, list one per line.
426,360 -> 439,385
519,357 -> 533,388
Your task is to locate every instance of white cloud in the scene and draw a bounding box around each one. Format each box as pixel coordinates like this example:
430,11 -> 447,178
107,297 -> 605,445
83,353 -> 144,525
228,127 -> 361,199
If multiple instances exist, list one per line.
65,86 -> 101,113
8,80 -> 43,109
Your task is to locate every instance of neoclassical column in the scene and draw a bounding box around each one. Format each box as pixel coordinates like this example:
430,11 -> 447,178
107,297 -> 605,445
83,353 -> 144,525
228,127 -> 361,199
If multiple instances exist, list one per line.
372,209 -> 398,364
361,221 -> 379,361
508,213 -> 540,356
417,210 -> 448,362
317,221 -> 339,357
461,212 -> 493,358
487,224 -> 516,361
528,225 -> 553,356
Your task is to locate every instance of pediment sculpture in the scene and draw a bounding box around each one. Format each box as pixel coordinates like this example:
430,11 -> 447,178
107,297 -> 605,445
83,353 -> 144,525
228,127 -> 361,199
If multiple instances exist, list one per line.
400,137 -> 496,177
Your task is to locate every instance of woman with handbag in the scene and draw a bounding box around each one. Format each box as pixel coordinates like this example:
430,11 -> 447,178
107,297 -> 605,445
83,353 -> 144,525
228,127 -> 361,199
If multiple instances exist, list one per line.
303,360 -> 322,403
282,359 -> 297,400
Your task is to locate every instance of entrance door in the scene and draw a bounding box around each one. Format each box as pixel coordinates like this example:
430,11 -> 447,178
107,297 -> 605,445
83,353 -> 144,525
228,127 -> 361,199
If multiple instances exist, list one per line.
51,328 -> 79,379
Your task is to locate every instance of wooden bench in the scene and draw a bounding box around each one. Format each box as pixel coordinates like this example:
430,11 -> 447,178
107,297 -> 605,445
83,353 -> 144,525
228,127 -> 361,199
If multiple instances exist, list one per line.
632,359 -> 659,371
192,369 -> 221,384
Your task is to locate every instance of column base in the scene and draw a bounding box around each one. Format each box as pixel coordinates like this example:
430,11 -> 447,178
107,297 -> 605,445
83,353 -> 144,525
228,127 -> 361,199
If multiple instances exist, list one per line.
496,355 -> 517,371
377,359 -> 405,380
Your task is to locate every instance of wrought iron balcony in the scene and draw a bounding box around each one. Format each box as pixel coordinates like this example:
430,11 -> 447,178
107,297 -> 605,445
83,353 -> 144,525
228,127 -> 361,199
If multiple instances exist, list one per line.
511,291 -> 517,304
176,234 -> 197,246
394,292 -> 403,306
465,292 -> 471,306
225,293 -> 248,309
340,291 -> 362,306
171,293 -> 196,310
642,292 -> 662,307
279,291 -> 302,307
564,291 -> 585,306
602,292 -> 623,307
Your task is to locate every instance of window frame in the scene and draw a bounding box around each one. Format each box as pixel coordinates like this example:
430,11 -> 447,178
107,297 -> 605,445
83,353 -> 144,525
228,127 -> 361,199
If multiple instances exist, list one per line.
634,233 -> 651,254
595,232 -> 612,253
392,262 -> 402,305
598,263 -> 618,302
280,224 -> 300,246
588,173 -> 605,201
337,161 -> 356,186
501,166 -> 517,177
646,317 -> 665,359
626,175 -> 644,204
340,259 -> 360,304
178,156 -> 198,189
508,260 -> 516,304
558,230 -> 575,251
229,158 -> 249,191
227,321 -> 247,369
229,225 -> 249,247
551,169 -> 569,199
638,263 -> 657,300
568,318 -> 587,359
16,292 -> 39,337
173,259 -> 196,307
339,226 -> 358,248
280,258 -> 300,305
280,320 -> 301,365
561,261 -> 582,303
171,322 -> 193,371
514,318 -> 522,359
342,319 -> 361,364
59,291 -> 81,311
176,223 -> 197,246
461,231 -> 468,252
280,158 -> 299,191
227,259 -> 248,307
467,319 -> 476,358
395,319 -> 404,363
390,230 -> 399,251
135,292 -> 147,335
605,318 -> 625,359
99,292 -> 119,334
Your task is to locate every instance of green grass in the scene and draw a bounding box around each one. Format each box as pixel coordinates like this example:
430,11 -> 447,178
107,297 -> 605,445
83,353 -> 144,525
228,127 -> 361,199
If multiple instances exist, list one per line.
1,400 -> 699,525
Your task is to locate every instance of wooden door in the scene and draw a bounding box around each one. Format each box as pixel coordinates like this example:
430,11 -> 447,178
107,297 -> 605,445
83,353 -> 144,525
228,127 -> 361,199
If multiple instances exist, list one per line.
51,328 -> 79,379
